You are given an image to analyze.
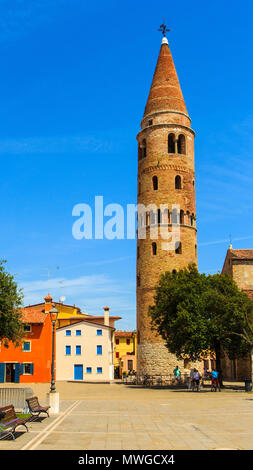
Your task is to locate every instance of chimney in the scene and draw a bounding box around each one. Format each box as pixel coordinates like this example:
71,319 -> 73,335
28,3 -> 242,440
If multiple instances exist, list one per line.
103,306 -> 110,326
44,293 -> 53,313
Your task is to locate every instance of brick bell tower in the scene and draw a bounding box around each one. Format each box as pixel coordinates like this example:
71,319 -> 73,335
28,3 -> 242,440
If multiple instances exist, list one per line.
136,32 -> 197,376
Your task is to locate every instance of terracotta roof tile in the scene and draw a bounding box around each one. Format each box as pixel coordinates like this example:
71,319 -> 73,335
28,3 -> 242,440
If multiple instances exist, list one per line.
115,330 -> 135,337
230,249 -> 253,259
21,305 -> 47,324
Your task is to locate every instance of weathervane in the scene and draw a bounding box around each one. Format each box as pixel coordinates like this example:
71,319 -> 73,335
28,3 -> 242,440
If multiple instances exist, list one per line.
158,23 -> 171,37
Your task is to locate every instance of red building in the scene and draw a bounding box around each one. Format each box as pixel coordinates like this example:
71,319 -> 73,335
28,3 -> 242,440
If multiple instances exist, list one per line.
0,295 -> 53,383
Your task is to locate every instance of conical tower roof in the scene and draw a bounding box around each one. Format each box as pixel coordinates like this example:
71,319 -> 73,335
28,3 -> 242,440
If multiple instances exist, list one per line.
143,37 -> 188,118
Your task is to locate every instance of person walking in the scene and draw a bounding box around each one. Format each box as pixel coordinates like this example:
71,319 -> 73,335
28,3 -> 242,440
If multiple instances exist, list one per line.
192,369 -> 201,391
173,365 -> 181,384
211,369 -> 221,391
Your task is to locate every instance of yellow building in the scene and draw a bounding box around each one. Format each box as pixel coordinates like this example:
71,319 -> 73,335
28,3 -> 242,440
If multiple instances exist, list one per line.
114,331 -> 137,378
55,301 -> 87,328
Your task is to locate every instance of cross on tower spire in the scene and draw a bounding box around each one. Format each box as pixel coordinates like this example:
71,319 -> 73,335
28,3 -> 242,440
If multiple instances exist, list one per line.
157,23 -> 171,37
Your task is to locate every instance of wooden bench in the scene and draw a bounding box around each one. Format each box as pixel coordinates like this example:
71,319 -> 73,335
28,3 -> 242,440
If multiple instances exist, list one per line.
0,404 -> 30,440
26,396 -> 50,420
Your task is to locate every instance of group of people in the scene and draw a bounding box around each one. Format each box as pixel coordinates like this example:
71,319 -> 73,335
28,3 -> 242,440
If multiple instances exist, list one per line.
173,365 -> 222,391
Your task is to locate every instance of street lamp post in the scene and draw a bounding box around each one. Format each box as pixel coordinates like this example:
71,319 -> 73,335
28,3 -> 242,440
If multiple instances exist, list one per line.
49,306 -> 58,394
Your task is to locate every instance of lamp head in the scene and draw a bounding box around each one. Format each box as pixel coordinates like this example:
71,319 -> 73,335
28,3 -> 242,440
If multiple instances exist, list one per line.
49,306 -> 59,323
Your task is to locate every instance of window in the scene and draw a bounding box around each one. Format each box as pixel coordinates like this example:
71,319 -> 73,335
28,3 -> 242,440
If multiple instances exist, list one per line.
116,352 -> 119,358
172,269 -> 177,275
97,329 -> 102,336
22,363 -> 34,375
86,367 -> 92,374
76,330 -> 81,336
146,211 -> 150,226
163,208 -> 170,224
128,360 -> 133,371
65,345 -> 71,355
175,175 -> 182,189
172,207 -> 179,224
22,341 -> 31,352
24,325 -> 31,333
66,330 -> 71,336
152,176 -> 158,190
152,242 -> 157,256
127,339 -> 131,345
76,345 -> 81,355
148,119 -> 153,126
116,338 -> 119,345
168,133 -> 175,153
178,134 -> 186,154
175,242 -> 182,254
139,139 -> 146,159
97,367 -> 103,374
180,210 -> 184,225
157,209 -> 161,224
97,345 -> 102,355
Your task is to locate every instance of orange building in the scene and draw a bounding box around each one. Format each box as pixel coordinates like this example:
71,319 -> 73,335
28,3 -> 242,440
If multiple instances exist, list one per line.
0,295 -> 53,384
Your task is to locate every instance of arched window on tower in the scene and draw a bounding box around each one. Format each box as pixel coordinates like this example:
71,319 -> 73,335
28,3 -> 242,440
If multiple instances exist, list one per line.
168,133 -> 175,153
180,210 -> 184,225
175,175 -> 182,189
163,208 -> 170,224
178,134 -> 186,154
186,211 -> 190,225
150,210 -> 155,225
175,241 -> 182,254
172,207 -> 179,224
152,176 -> 158,190
141,139 -> 146,159
146,211 -> 150,226
157,209 -> 161,224
152,242 -> 157,256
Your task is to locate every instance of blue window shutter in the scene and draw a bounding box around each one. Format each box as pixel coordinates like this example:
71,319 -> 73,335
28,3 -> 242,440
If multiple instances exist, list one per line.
14,363 -> 20,383
97,345 -> 102,355
31,364 -> 34,375
20,364 -> 24,375
0,363 -> 5,383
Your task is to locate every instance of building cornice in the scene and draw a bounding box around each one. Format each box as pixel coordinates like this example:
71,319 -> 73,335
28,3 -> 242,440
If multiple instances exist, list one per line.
137,122 -> 195,140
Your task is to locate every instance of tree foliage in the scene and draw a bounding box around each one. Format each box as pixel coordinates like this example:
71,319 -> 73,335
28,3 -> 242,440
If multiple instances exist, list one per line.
149,264 -> 253,369
0,260 -> 24,347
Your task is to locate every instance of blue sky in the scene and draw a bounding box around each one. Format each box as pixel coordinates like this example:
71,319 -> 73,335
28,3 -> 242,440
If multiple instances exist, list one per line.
0,0 -> 253,330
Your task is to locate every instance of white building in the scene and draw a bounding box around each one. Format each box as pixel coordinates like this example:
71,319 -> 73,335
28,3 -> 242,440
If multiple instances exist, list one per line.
56,320 -> 115,382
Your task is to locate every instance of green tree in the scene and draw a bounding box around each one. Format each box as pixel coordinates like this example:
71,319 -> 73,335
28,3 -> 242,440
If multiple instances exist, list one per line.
149,264 -> 253,378
0,260 -> 24,347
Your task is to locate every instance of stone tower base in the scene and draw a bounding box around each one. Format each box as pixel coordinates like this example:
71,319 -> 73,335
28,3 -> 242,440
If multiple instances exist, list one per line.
137,342 -> 201,377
